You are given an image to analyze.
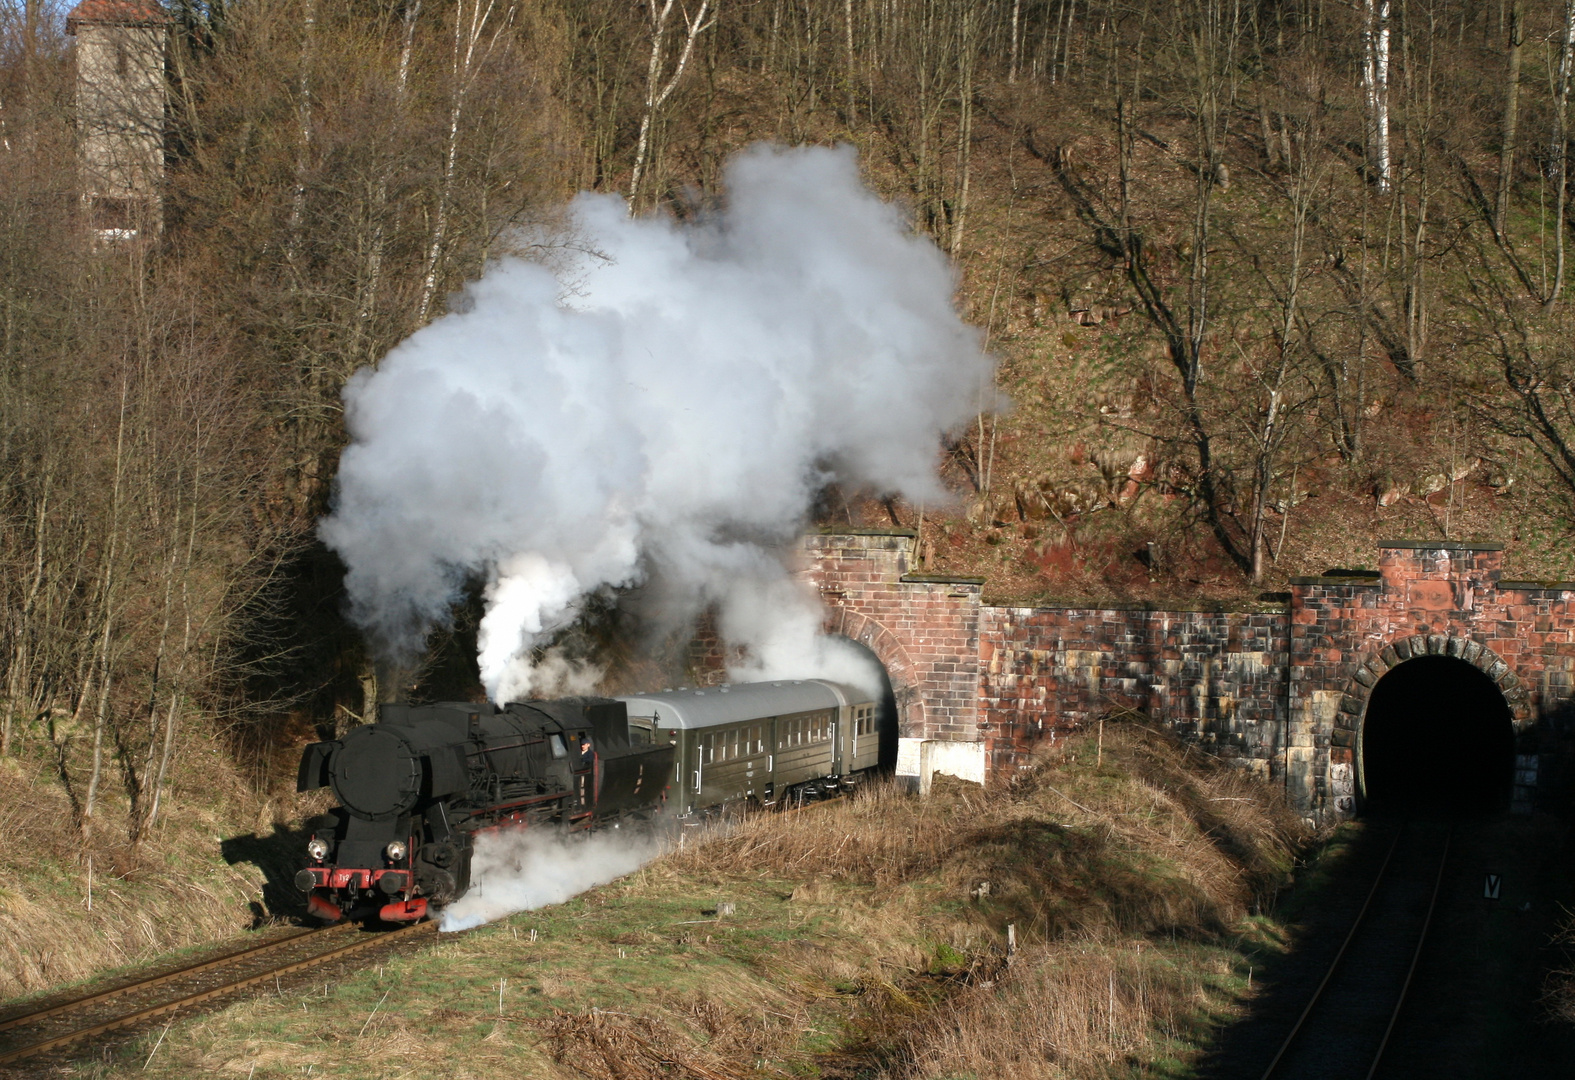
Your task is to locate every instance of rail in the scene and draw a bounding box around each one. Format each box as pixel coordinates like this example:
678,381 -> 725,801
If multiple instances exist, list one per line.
1258,821 -> 1454,1080
0,921 -> 435,1066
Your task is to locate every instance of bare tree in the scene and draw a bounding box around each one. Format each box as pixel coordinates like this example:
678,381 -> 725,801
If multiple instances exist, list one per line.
1495,0 -> 1522,238
1548,0 -> 1575,306
418,0 -> 519,322
1362,0 -> 1392,193
628,0 -> 713,211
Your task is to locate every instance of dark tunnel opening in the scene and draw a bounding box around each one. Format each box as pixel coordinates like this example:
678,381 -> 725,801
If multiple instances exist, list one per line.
837,636 -> 900,773
1361,655 -> 1515,814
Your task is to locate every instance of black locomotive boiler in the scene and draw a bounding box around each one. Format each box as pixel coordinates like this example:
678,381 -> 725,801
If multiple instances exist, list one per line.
294,696 -> 675,923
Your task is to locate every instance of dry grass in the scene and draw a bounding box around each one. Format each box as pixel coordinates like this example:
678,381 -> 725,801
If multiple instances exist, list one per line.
0,737 -> 330,1001
667,719 -> 1301,944
647,717 -> 1306,1077
532,1006 -> 760,1080
91,717 -> 1303,1080
886,940 -> 1216,1079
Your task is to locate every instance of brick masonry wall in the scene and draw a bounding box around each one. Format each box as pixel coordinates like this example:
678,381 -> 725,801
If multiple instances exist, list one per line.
978,605 -> 1290,782
800,531 -> 982,742
793,533 -> 1575,816
1289,543 -> 1575,814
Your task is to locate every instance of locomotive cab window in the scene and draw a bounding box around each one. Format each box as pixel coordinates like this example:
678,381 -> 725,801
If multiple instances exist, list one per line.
548,734 -> 567,759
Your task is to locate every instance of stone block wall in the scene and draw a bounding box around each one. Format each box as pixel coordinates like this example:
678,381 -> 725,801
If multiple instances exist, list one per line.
793,533 -> 1575,817
1288,543 -> 1575,812
68,2 -> 170,233
978,604 -> 1290,781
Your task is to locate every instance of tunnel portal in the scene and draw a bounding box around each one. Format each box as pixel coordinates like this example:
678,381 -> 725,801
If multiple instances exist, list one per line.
833,635 -> 900,772
1361,655 -> 1515,813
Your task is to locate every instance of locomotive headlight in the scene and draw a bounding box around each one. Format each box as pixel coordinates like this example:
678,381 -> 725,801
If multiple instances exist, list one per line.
307,838 -> 329,861
385,840 -> 408,862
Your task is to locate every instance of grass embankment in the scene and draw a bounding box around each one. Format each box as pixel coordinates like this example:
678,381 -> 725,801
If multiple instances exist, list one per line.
84,720 -> 1310,1080
0,734 -> 323,1003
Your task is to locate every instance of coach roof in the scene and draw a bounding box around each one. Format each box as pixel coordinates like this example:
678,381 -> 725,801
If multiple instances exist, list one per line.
617,679 -> 859,731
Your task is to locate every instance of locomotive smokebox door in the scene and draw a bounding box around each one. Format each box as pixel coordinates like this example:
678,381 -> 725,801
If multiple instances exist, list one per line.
330,726 -> 422,820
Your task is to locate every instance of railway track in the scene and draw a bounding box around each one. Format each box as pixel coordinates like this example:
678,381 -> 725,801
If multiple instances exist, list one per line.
0,793 -> 847,1069
1255,818 -> 1454,1080
0,919 -> 436,1068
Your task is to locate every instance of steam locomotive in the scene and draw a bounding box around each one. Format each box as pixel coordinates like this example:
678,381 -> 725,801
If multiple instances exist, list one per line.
294,680 -> 879,923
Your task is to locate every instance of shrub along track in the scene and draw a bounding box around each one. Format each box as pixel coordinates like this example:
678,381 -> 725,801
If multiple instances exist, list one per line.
0,920 -> 437,1069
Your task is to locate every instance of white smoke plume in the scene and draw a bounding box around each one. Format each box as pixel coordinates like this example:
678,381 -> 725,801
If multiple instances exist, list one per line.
439,827 -> 659,932
320,143 -> 997,700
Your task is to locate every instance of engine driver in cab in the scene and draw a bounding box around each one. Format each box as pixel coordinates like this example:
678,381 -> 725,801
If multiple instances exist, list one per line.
577,735 -> 595,771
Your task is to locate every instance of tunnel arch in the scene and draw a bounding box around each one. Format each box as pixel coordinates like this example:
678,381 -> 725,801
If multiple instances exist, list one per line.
826,635 -> 901,770
1349,637 -> 1520,813
822,607 -> 923,743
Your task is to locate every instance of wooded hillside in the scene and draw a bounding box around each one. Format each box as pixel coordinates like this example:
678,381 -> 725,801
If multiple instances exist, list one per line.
2,0 -> 1574,841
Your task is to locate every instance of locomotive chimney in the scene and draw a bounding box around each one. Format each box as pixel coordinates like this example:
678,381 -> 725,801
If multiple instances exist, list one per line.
66,0 -> 171,241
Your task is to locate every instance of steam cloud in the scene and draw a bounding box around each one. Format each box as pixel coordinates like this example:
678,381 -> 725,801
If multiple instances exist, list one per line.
438,828 -> 658,932
321,143 -> 996,700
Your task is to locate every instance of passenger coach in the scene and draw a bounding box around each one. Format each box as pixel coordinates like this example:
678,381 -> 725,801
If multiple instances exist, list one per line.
618,679 -> 880,814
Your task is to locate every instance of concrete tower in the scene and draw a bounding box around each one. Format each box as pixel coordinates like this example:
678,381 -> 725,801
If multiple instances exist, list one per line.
66,0 -> 170,239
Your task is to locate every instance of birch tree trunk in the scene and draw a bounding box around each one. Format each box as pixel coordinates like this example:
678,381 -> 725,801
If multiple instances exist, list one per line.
146,469 -> 198,832
1250,122 -> 1318,583
82,380 -> 130,838
1548,0 -> 1575,306
354,1 -> 421,361
1009,0 -> 1021,84
417,0 -> 517,324
2,474 -> 48,757
1496,0 -> 1522,237
844,0 -> 856,118
1362,0 -> 1392,193
628,0 -> 713,213
287,0 -> 317,272
951,3 -> 977,257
